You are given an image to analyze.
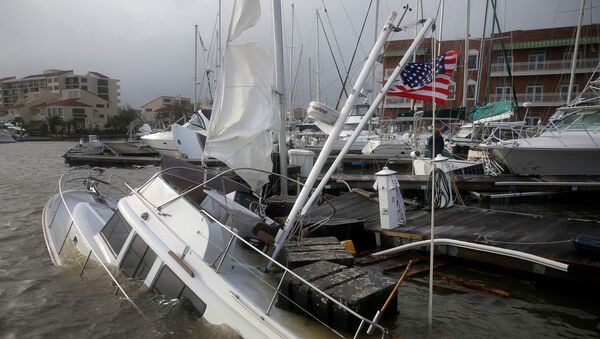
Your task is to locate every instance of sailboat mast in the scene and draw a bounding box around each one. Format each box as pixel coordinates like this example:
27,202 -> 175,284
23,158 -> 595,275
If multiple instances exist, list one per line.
462,0 -> 470,109
474,0 -> 489,106
567,0 -> 585,103
273,0 -> 288,195
316,9 -> 321,102
194,24 -> 198,112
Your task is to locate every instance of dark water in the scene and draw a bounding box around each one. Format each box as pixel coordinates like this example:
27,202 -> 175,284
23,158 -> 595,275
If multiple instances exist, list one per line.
0,142 -> 599,338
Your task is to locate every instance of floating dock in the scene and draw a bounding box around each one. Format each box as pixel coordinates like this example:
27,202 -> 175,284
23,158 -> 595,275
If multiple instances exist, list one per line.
301,191 -> 600,284
323,173 -> 600,195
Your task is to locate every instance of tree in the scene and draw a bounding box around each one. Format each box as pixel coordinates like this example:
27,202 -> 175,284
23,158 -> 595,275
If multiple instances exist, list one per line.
63,119 -> 74,135
47,116 -> 63,136
105,105 -> 141,134
171,100 -> 193,121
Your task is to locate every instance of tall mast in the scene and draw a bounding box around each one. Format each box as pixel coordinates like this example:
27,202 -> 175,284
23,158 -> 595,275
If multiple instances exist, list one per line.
474,0 -> 490,106
372,0 -> 380,108
316,9 -> 321,102
308,57 -> 313,101
217,0 -> 222,69
273,0 -> 288,195
194,24 -> 198,112
462,0 -> 470,109
567,0 -> 586,103
290,3 -> 295,110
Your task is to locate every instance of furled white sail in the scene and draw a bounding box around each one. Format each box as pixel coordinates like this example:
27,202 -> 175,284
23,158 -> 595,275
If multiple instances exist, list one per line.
228,0 -> 261,42
203,42 -> 274,191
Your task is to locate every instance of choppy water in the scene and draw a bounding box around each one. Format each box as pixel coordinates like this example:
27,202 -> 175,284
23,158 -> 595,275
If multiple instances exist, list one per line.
0,141 -> 599,338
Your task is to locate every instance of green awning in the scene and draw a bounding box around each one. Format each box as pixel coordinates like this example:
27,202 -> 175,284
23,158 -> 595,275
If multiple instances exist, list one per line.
492,36 -> 600,51
468,100 -> 515,122
396,107 -> 466,120
383,47 -> 429,57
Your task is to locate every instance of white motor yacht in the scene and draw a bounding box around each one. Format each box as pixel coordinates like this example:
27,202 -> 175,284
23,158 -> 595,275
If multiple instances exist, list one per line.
484,81 -> 600,176
141,110 -> 210,158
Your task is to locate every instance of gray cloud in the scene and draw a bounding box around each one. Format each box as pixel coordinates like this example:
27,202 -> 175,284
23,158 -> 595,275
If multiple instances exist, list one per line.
1,0 -> 597,109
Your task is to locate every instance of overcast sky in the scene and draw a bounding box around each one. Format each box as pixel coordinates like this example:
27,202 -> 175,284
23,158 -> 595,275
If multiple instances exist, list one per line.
1,0 -> 598,109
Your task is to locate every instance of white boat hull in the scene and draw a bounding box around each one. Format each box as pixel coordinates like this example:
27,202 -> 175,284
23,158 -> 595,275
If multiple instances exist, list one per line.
141,131 -> 179,157
362,139 -> 413,157
491,146 -> 600,175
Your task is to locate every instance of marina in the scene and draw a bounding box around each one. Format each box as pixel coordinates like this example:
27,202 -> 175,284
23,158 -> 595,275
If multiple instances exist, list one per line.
1,0 -> 600,338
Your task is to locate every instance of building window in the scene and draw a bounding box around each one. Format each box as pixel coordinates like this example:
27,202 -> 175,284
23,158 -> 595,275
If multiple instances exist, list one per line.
145,108 -> 152,112
526,84 -> 543,102
99,114 -> 105,118
100,211 -> 132,256
466,80 -> 477,100
495,86 -> 512,101
467,50 -> 478,70
560,83 -> 578,102
525,112 -> 541,126
163,98 -> 171,103
528,52 -> 545,71
47,87 -> 53,91
53,77 -> 58,82
81,77 -> 87,83
53,85 -> 59,90
384,68 -> 395,80
68,89 -> 80,98
96,104 -> 104,108
563,50 -> 583,68
81,86 -> 88,91
98,79 -> 108,86
72,108 -> 85,114
447,82 -> 456,100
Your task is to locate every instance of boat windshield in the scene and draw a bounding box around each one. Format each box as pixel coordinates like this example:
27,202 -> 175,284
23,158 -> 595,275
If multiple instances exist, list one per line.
554,110 -> 600,131
183,113 -> 205,132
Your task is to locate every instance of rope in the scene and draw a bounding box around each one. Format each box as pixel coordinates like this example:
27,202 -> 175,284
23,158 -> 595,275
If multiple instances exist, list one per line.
425,167 -> 453,209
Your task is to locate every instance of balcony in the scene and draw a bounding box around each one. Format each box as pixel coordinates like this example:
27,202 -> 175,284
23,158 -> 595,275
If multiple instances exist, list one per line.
383,96 -> 424,109
488,91 -> 598,107
490,58 -> 599,77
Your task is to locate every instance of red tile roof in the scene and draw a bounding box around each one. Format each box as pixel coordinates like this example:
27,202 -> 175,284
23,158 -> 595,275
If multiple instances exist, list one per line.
48,99 -> 92,107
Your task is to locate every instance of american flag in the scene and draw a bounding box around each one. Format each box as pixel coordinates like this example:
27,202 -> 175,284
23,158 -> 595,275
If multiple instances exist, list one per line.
387,50 -> 458,105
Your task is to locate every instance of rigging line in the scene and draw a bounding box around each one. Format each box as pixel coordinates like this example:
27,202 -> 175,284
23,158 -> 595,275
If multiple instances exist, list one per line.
317,11 -> 349,105
321,0 -> 349,75
290,44 -> 303,110
335,0 -> 374,110
337,0 -> 369,58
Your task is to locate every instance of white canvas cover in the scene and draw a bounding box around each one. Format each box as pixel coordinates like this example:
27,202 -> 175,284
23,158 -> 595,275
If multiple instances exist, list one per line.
203,43 -> 274,191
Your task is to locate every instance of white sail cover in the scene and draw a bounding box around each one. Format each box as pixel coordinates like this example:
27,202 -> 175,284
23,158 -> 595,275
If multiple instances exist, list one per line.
203,43 -> 275,191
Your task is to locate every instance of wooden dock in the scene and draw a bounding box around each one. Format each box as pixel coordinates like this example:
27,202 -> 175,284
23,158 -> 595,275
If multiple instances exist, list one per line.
322,173 -> 600,194
302,191 -> 600,283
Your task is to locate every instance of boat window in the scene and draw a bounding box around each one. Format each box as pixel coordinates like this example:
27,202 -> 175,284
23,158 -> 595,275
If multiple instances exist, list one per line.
152,266 -> 206,316
185,113 -> 205,132
555,111 -> 600,131
100,211 -> 132,256
120,234 -> 157,280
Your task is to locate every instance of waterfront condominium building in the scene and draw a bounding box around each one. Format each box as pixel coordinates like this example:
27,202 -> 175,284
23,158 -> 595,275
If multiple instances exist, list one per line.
0,69 -> 120,129
380,24 -> 599,123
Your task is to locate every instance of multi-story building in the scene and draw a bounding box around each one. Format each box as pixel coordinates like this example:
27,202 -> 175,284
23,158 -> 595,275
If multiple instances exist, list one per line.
0,69 -> 120,127
381,24 -> 600,123
141,95 -> 192,123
